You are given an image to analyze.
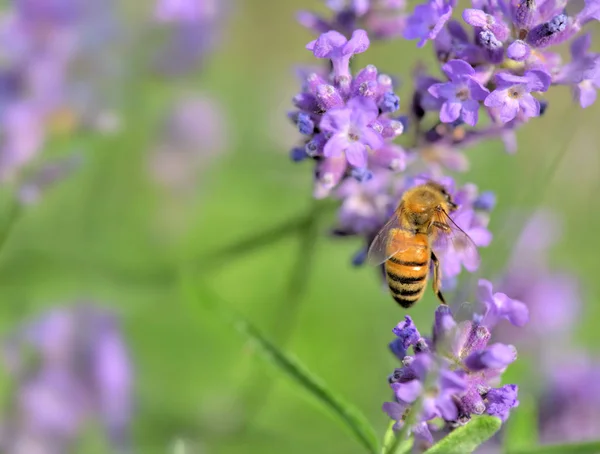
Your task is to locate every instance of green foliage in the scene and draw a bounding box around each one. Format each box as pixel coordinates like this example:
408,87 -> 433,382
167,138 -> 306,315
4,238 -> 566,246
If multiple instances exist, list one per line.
507,441 -> 600,454
381,421 -> 413,454
187,282 -> 380,454
424,416 -> 502,454
504,392 -> 539,451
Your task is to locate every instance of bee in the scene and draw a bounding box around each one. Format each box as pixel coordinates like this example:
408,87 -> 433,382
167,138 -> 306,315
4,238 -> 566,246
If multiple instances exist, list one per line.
367,182 -> 479,308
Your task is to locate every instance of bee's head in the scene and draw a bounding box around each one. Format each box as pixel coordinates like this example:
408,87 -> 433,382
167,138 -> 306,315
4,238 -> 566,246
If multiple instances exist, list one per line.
423,182 -> 458,212
439,186 -> 458,211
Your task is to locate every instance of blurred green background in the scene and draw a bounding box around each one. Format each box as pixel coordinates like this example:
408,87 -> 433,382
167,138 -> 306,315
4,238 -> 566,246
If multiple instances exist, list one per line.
1,0 -> 599,453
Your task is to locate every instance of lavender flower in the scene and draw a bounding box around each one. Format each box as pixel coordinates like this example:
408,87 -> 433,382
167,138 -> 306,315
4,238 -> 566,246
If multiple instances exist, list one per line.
149,94 -> 228,192
539,355 -> 600,444
484,71 -> 551,123
298,0 -> 408,39
404,0 -> 454,47
428,60 -> 490,126
290,30 -> 404,197
0,0 -> 120,185
154,0 -> 229,74
494,211 -> 582,352
383,299 -> 525,443
320,96 -> 383,168
555,34 -> 600,108
0,304 -> 133,453
306,29 -> 370,82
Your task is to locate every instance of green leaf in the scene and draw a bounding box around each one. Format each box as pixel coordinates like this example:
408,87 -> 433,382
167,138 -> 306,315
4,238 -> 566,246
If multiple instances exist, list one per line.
381,421 -> 413,454
507,441 -> 600,454
503,392 -> 538,451
424,416 -> 502,454
185,281 -> 379,454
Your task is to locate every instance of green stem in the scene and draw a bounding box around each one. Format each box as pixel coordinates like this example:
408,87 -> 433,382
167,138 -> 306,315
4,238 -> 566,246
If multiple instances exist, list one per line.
228,199 -> 323,436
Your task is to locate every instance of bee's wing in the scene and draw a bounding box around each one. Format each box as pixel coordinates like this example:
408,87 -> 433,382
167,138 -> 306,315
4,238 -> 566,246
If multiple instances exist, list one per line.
366,211 -> 414,266
432,209 -> 480,270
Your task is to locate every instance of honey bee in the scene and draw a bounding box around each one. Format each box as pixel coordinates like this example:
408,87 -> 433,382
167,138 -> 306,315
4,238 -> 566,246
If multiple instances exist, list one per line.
367,182 -> 479,308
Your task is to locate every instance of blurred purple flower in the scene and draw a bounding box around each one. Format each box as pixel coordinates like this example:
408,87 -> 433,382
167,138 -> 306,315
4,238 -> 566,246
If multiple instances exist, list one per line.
155,0 -> 218,23
18,154 -> 83,205
0,304 -> 133,453
438,207 -> 492,279
484,70 -> 551,123
298,0 -> 407,40
149,94 -> 228,192
154,0 -> 228,74
404,0 -> 454,47
555,33 -> 600,108
428,59 -> 490,126
539,355 -> 600,444
476,279 -> 529,329
494,211 -> 582,349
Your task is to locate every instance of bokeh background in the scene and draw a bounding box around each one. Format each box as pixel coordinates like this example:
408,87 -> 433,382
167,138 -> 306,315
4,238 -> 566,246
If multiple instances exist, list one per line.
0,0 -> 599,453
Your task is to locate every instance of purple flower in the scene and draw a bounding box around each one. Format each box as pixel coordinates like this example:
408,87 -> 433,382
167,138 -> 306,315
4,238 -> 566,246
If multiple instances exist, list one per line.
154,0 -> 228,74
438,208 -> 492,279
334,169 -> 394,235
428,60 -> 490,126
477,279 -> 529,328
390,316 -> 423,359
506,40 -> 531,61
384,304 -> 523,437
485,385 -> 519,422
0,304 -> 133,452
462,8 -> 509,41
306,29 -> 370,80
320,96 -> 383,168
484,70 -> 551,123
526,14 -> 572,49
494,211 -> 582,348
155,0 -> 217,23
555,33 -> 600,108
313,155 -> 348,199
576,0 -> 600,26
539,356 -> 600,444
298,1 -> 407,39
464,343 -> 517,371
390,354 -> 466,421
382,401 -> 434,445
404,0 -> 453,47
150,94 -> 228,192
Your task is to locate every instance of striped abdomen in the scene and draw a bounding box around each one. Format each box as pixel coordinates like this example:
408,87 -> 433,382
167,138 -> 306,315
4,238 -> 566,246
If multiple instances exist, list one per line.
384,231 -> 430,308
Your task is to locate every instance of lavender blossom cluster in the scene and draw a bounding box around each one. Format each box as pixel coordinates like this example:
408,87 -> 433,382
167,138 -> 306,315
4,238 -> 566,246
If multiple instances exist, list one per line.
382,280 -> 528,448
286,0 -> 598,446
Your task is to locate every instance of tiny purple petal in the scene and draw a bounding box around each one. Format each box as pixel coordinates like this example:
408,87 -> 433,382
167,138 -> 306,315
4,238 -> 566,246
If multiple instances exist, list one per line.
461,99 -> 479,126
465,343 -> 517,371
486,384 -> 519,422
518,94 -> 541,119
525,70 -> 552,92
571,33 -> 591,60
307,30 -> 347,57
507,40 -> 531,61
440,101 -> 462,122
442,59 -> 475,80
345,141 -> 368,167
392,380 -> 423,403
343,29 -> 370,55
462,8 -> 488,27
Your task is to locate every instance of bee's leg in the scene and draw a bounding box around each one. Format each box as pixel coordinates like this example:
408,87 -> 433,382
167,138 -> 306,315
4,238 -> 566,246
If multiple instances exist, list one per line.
431,251 -> 446,305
